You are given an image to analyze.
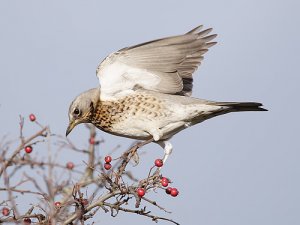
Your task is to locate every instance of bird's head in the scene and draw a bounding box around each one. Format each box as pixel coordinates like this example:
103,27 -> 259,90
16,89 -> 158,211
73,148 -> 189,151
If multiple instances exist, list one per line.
66,87 -> 100,136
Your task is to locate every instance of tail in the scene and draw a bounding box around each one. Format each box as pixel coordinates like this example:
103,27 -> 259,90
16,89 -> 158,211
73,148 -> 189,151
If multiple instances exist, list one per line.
214,102 -> 268,112
187,100 -> 267,127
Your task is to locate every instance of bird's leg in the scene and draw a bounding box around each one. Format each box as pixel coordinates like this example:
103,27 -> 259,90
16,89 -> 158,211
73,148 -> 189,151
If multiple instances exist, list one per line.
157,140 -> 173,164
149,128 -> 163,142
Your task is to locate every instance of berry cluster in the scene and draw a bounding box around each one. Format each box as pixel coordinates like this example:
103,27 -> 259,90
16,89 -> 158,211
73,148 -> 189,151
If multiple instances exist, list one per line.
161,177 -> 169,187
104,155 -> 112,170
166,187 -> 179,197
135,158 -> 179,198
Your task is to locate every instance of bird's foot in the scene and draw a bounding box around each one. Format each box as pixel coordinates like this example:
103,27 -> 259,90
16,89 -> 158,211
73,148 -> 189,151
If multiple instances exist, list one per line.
157,140 -> 173,170
161,141 -> 173,164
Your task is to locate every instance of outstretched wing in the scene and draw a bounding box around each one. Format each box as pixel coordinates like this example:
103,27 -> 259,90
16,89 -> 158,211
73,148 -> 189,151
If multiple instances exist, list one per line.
96,25 -> 217,100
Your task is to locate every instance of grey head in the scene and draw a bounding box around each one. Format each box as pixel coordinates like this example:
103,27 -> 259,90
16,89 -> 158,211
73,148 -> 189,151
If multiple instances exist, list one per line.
66,87 -> 100,136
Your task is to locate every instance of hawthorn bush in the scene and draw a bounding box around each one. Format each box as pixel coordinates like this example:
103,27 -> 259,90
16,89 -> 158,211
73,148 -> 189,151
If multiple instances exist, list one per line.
0,115 -> 180,224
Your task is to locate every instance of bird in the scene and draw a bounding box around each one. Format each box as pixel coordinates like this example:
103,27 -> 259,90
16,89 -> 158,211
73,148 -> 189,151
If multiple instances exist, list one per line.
66,25 -> 267,163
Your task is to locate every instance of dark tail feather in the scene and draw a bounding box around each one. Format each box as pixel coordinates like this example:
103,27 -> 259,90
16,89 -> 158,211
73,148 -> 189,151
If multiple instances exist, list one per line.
214,102 -> 268,112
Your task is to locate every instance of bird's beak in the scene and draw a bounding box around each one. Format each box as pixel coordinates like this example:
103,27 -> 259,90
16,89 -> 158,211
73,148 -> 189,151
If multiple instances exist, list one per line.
66,121 -> 76,136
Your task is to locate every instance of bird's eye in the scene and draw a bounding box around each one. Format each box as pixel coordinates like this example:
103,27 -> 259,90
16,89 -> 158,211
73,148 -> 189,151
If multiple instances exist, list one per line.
73,108 -> 80,115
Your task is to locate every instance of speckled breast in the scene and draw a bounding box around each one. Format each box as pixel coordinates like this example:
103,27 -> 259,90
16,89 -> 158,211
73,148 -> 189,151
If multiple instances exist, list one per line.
90,94 -> 166,134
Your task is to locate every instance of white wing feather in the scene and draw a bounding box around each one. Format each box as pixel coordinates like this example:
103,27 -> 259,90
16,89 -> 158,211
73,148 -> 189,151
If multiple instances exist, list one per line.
96,25 -> 217,100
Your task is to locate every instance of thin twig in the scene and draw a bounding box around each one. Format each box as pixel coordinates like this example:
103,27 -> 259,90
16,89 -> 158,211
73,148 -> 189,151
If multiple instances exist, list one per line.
0,127 -> 48,176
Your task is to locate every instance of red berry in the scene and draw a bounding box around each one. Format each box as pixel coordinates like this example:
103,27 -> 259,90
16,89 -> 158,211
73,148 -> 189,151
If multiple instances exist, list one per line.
137,188 -> 145,197
25,146 -> 33,154
81,199 -> 88,206
170,188 -> 179,197
161,179 -> 169,187
89,137 -> 95,145
161,177 -> 169,182
23,218 -> 32,224
104,155 -> 112,163
104,163 -> 111,170
2,207 -> 10,216
29,114 -> 36,122
54,201 -> 61,207
154,159 -> 163,167
166,187 -> 172,195
66,162 -> 74,170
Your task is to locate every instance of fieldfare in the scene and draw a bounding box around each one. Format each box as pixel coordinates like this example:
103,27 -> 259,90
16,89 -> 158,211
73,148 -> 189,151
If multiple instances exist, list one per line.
66,25 -> 267,163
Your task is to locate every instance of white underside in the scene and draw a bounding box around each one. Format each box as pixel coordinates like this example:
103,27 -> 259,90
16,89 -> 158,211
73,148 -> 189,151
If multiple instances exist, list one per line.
110,101 -> 221,141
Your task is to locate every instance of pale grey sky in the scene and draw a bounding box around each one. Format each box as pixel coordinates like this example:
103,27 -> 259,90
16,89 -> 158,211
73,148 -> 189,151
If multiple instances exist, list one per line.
0,1 -> 299,225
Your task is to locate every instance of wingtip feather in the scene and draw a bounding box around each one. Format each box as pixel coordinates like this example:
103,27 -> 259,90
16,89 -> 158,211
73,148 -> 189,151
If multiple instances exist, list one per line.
186,25 -> 203,34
